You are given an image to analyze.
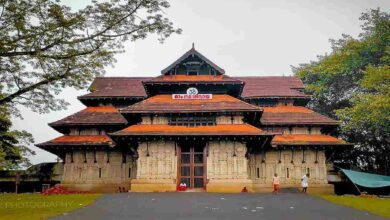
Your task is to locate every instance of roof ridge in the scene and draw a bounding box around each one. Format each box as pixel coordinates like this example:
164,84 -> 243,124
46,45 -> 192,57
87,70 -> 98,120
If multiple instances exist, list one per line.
161,47 -> 225,74
233,76 -> 299,78
95,76 -> 153,79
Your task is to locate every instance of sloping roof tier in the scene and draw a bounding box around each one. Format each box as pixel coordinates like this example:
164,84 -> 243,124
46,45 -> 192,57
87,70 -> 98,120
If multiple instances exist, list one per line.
261,106 -> 339,125
49,106 -> 127,127
145,75 -> 242,83
111,124 -> 266,136
236,76 -> 310,98
76,76 -> 310,99
78,77 -> 150,99
120,94 -> 262,114
36,135 -> 114,147
272,134 -> 350,146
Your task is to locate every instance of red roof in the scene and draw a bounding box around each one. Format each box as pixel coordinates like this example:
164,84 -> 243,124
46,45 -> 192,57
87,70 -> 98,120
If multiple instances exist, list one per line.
36,135 -> 114,147
79,77 -> 150,98
236,76 -> 310,98
120,94 -> 262,113
272,134 -> 349,146
76,76 -> 309,99
145,75 -> 242,83
49,106 -> 127,127
261,106 -> 339,125
112,124 -> 266,136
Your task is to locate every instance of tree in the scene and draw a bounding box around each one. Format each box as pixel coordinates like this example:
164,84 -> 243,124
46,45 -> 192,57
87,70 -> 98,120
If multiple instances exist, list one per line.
336,65 -> 390,174
0,0 -> 180,168
293,9 -> 390,174
0,105 -> 34,170
0,0 -> 181,114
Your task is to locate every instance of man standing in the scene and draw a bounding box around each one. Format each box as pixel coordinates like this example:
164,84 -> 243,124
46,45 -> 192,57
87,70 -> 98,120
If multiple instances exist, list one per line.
272,173 -> 280,194
301,174 -> 309,193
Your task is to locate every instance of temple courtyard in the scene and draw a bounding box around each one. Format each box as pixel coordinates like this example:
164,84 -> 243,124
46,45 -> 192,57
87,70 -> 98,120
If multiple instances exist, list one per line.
50,193 -> 389,220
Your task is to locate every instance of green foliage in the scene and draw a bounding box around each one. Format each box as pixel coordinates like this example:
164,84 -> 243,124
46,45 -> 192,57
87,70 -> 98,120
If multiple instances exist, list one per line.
0,0 -> 181,114
0,193 -> 101,220
337,65 -> 390,135
0,105 -> 35,170
0,0 -> 181,168
318,195 -> 390,218
293,8 -> 390,174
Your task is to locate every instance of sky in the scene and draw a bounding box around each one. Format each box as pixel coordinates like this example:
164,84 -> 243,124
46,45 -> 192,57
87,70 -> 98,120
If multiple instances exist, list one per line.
11,0 -> 390,165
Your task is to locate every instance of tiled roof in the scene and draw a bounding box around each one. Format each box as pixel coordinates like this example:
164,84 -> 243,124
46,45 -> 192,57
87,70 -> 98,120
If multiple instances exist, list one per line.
145,75 -> 242,83
49,106 -> 127,127
77,76 -> 310,99
78,77 -> 151,99
120,94 -> 262,113
272,134 -> 349,146
261,106 -> 339,125
36,135 -> 114,147
235,76 -> 310,98
111,124 -> 266,136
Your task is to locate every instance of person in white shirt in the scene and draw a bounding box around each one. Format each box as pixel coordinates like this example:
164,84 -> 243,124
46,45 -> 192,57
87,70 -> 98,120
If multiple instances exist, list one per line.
301,174 -> 309,193
272,173 -> 280,194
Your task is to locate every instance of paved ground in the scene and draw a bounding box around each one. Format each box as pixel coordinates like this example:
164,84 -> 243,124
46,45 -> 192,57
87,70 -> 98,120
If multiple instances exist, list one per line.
52,193 -> 387,220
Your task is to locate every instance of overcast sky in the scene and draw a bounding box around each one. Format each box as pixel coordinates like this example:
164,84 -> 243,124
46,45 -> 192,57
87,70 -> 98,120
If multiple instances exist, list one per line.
11,0 -> 390,165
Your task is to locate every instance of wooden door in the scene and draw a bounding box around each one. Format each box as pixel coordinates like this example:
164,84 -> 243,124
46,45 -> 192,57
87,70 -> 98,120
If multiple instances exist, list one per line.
178,143 -> 206,189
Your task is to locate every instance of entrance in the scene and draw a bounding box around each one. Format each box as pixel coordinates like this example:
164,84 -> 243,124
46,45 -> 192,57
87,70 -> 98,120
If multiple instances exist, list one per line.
178,142 -> 206,189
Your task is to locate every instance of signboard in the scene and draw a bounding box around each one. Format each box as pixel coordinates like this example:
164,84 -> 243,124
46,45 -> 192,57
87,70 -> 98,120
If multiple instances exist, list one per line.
172,87 -> 213,100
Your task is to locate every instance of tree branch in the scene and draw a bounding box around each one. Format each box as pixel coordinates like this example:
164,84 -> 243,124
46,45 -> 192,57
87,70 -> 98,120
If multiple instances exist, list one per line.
0,0 -> 145,57
0,67 -> 73,105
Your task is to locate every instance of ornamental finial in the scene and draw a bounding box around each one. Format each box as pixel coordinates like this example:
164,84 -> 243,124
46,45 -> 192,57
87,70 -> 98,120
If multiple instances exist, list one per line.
192,42 -> 195,49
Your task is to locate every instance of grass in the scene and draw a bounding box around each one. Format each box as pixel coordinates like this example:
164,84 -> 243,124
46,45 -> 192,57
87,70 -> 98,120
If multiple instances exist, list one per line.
0,193 -> 101,220
318,194 -> 390,218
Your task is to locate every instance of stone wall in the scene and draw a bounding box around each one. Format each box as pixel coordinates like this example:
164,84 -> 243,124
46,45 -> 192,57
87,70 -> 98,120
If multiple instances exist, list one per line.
206,141 -> 252,192
131,140 -> 177,192
141,115 -> 244,125
141,116 -> 168,125
264,126 -> 322,135
216,115 -> 244,124
282,127 -> 322,135
61,150 -> 135,192
248,149 -> 328,189
207,141 -> 248,179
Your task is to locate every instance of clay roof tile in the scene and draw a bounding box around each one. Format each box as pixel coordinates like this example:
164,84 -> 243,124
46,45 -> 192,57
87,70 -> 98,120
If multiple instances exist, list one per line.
36,135 -> 114,148
120,94 -> 262,114
261,106 -> 339,125
272,134 -> 350,146
111,124 -> 267,136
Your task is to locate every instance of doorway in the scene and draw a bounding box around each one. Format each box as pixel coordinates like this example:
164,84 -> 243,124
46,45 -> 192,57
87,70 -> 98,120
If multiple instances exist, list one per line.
178,142 -> 206,189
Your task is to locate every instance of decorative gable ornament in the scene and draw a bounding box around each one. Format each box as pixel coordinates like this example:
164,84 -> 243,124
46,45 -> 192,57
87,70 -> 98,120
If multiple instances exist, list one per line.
186,87 -> 198,95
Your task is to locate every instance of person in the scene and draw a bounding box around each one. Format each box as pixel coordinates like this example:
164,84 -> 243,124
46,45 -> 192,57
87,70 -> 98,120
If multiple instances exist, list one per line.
272,173 -> 280,194
301,173 -> 309,193
179,182 -> 187,191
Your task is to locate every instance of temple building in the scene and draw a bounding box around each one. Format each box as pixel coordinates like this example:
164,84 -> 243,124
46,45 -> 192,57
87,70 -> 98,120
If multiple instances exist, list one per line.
37,47 -> 351,193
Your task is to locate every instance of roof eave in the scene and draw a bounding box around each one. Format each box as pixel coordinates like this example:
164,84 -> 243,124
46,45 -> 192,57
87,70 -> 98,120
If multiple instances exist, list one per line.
243,96 -> 312,99
77,95 -> 146,100
120,109 -> 263,114
272,143 -> 352,146
260,122 -> 340,126
49,122 -> 127,127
